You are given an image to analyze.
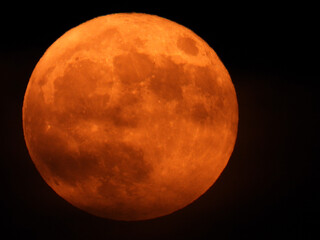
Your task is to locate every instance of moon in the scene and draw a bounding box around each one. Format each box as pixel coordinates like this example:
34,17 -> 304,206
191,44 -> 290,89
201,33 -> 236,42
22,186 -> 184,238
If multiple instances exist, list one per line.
23,13 -> 238,221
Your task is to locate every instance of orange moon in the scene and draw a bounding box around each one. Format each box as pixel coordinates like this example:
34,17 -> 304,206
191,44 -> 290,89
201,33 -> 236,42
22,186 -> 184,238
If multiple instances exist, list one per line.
23,13 -> 238,221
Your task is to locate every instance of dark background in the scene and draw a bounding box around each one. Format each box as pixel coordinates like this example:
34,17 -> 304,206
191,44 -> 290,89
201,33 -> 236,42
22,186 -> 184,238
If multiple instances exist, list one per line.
1,1 -> 318,239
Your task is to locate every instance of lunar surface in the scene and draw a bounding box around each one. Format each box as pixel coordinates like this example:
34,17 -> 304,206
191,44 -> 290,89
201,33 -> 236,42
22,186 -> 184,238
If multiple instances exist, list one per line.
23,13 -> 238,221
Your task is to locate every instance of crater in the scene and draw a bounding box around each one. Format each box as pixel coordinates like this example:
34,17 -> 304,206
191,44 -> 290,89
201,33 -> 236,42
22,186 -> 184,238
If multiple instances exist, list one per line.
96,142 -> 151,197
113,51 -> 154,86
53,59 -> 112,120
33,129 -> 99,186
105,105 -> 139,128
177,36 -> 199,56
192,65 -> 220,96
191,103 -> 209,123
148,57 -> 189,101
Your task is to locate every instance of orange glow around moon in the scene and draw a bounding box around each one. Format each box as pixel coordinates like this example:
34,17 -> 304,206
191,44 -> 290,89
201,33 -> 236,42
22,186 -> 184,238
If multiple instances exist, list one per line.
22,13 -> 238,221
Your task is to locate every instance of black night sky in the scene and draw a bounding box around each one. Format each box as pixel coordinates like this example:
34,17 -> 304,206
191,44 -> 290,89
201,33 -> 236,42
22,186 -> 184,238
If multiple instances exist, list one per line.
1,1 -> 318,239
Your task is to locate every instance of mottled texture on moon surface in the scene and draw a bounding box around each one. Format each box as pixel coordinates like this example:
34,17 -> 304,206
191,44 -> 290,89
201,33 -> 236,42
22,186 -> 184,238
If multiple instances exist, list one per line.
23,13 -> 238,221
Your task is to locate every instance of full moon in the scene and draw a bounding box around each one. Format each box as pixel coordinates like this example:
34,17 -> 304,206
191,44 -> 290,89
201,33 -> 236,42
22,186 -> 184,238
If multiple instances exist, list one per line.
23,13 -> 238,221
